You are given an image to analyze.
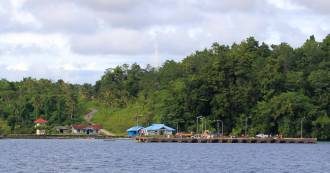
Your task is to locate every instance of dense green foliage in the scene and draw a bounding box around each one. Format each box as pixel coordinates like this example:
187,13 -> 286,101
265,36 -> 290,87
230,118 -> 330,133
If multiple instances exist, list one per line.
0,78 -> 85,134
94,35 -> 330,139
0,35 -> 329,139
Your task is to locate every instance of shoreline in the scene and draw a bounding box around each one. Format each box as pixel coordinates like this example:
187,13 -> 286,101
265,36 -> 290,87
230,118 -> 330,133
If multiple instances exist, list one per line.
0,134 -> 128,139
2,135 -> 328,143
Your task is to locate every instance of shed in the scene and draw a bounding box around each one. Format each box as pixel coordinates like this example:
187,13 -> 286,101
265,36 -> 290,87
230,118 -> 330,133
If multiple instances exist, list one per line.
142,124 -> 175,136
54,126 -> 71,134
127,126 -> 144,137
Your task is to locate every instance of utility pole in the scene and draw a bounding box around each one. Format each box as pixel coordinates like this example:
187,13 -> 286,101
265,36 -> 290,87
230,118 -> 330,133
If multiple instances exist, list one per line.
196,117 -> 198,134
217,120 -> 220,136
245,116 -> 248,137
216,120 -> 224,137
221,120 -> 223,136
300,117 -> 304,138
196,116 -> 203,134
201,117 -> 204,134
136,115 -> 139,126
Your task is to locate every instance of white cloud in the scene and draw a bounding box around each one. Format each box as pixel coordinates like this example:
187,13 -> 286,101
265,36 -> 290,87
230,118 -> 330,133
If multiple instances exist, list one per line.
70,29 -> 153,55
61,62 -> 98,71
266,0 -> 305,10
0,0 -> 329,83
6,62 -> 29,71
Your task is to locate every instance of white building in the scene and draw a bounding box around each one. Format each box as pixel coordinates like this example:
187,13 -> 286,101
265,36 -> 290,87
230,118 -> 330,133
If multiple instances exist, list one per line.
34,118 -> 48,135
71,124 -> 102,135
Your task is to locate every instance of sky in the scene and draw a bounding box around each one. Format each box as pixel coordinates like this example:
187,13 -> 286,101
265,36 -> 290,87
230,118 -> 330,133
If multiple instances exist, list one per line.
0,0 -> 330,84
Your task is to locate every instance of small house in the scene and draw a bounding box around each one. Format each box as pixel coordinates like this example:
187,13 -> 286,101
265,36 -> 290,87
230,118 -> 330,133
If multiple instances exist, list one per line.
142,124 -> 175,136
72,124 -> 102,135
127,126 -> 144,137
54,126 -> 71,134
34,118 -> 48,135
72,124 -> 86,134
84,125 -> 102,135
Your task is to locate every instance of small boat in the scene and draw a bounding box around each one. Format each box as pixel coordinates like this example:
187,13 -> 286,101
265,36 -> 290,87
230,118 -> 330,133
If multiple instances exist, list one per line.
256,134 -> 270,138
104,139 -> 115,141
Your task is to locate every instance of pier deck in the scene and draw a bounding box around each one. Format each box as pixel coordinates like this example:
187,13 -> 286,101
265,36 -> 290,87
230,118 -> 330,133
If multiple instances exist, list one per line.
136,137 -> 317,144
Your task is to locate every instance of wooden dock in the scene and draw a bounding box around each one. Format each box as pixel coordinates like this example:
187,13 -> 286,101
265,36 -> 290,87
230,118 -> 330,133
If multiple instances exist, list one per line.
136,137 -> 317,144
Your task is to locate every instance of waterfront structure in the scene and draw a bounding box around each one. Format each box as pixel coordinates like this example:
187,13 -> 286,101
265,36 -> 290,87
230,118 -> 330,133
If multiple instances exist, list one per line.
136,136 -> 317,144
34,118 -> 48,135
54,126 -> 71,134
127,126 -> 144,137
141,124 -> 175,136
71,124 -> 102,135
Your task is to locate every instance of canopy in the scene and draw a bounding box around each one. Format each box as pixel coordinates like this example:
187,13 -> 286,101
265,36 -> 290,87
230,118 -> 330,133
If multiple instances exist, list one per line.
143,124 -> 175,131
34,118 -> 48,123
127,126 -> 144,132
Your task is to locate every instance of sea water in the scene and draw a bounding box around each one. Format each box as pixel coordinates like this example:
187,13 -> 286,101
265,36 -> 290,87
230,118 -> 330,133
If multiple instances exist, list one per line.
0,139 -> 329,173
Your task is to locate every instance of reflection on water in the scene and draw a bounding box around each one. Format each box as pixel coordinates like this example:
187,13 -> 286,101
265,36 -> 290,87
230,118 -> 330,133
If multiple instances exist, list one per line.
0,139 -> 329,173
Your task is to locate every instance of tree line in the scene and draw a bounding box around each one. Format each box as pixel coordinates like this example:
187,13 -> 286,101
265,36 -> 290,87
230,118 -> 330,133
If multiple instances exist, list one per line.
94,35 -> 330,139
0,35 -> 329,139
0,78 -> 85,134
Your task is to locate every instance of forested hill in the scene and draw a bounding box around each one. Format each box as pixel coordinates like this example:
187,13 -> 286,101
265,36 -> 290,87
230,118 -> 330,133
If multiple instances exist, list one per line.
0,79 -> 90,134
1,35 -> 330,139
94,35 -> 330,139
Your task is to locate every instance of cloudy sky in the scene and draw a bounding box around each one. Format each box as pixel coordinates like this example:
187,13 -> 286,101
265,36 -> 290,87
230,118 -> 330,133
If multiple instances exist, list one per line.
0,0 -> 330,84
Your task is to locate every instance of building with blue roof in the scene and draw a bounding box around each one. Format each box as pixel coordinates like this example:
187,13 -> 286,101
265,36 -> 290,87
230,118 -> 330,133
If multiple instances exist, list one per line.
127,126 -> 144,137
142,124 -> 175,136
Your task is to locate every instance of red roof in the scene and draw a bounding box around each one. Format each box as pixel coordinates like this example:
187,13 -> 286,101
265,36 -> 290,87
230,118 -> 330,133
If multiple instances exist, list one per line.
72,124 -> 87,129
34,118 -> 48,123
90,124 -> 102,130
72,124 -> 102,130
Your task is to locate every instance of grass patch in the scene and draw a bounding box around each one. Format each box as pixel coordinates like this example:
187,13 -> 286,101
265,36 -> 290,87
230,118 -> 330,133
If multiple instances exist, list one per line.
0,118 -> 11,135
86,101 -> 143,136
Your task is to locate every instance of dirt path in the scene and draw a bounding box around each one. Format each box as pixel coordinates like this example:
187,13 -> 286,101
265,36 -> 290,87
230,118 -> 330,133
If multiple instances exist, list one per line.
84,109 -> 116,136
84,109 -> 98,123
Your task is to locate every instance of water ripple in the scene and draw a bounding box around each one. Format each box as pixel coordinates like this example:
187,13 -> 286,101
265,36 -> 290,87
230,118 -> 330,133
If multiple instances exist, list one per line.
0,140 -> 329,173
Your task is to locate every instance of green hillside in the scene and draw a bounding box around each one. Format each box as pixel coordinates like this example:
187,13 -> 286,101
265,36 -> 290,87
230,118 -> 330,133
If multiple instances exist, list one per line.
92,35 -> 330,140
81,101 -> 144,135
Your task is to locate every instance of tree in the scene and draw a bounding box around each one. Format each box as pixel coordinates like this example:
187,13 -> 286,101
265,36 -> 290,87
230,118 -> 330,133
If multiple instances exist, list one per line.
252,92 -> 316,137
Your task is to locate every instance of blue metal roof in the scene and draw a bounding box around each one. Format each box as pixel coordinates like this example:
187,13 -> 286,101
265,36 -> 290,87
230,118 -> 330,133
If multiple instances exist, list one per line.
127,126 -> 144,132
143,124 -> 175,131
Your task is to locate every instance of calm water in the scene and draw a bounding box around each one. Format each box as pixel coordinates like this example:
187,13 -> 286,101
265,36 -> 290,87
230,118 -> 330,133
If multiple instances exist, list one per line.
0,139 -> 329,173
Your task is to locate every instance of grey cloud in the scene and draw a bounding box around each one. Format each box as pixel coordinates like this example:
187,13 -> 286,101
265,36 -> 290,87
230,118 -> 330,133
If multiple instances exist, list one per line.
77,0 -> 143,12
67,0 -> 276,56
0,43 -> 50,55
0,1 -> 40,33
290,0 -> 330,14
78,0 -> 261,29
70,29 -> 153,55
1,0 -> 330,83
196,0 -> 262,13
21,0 -> 98,33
